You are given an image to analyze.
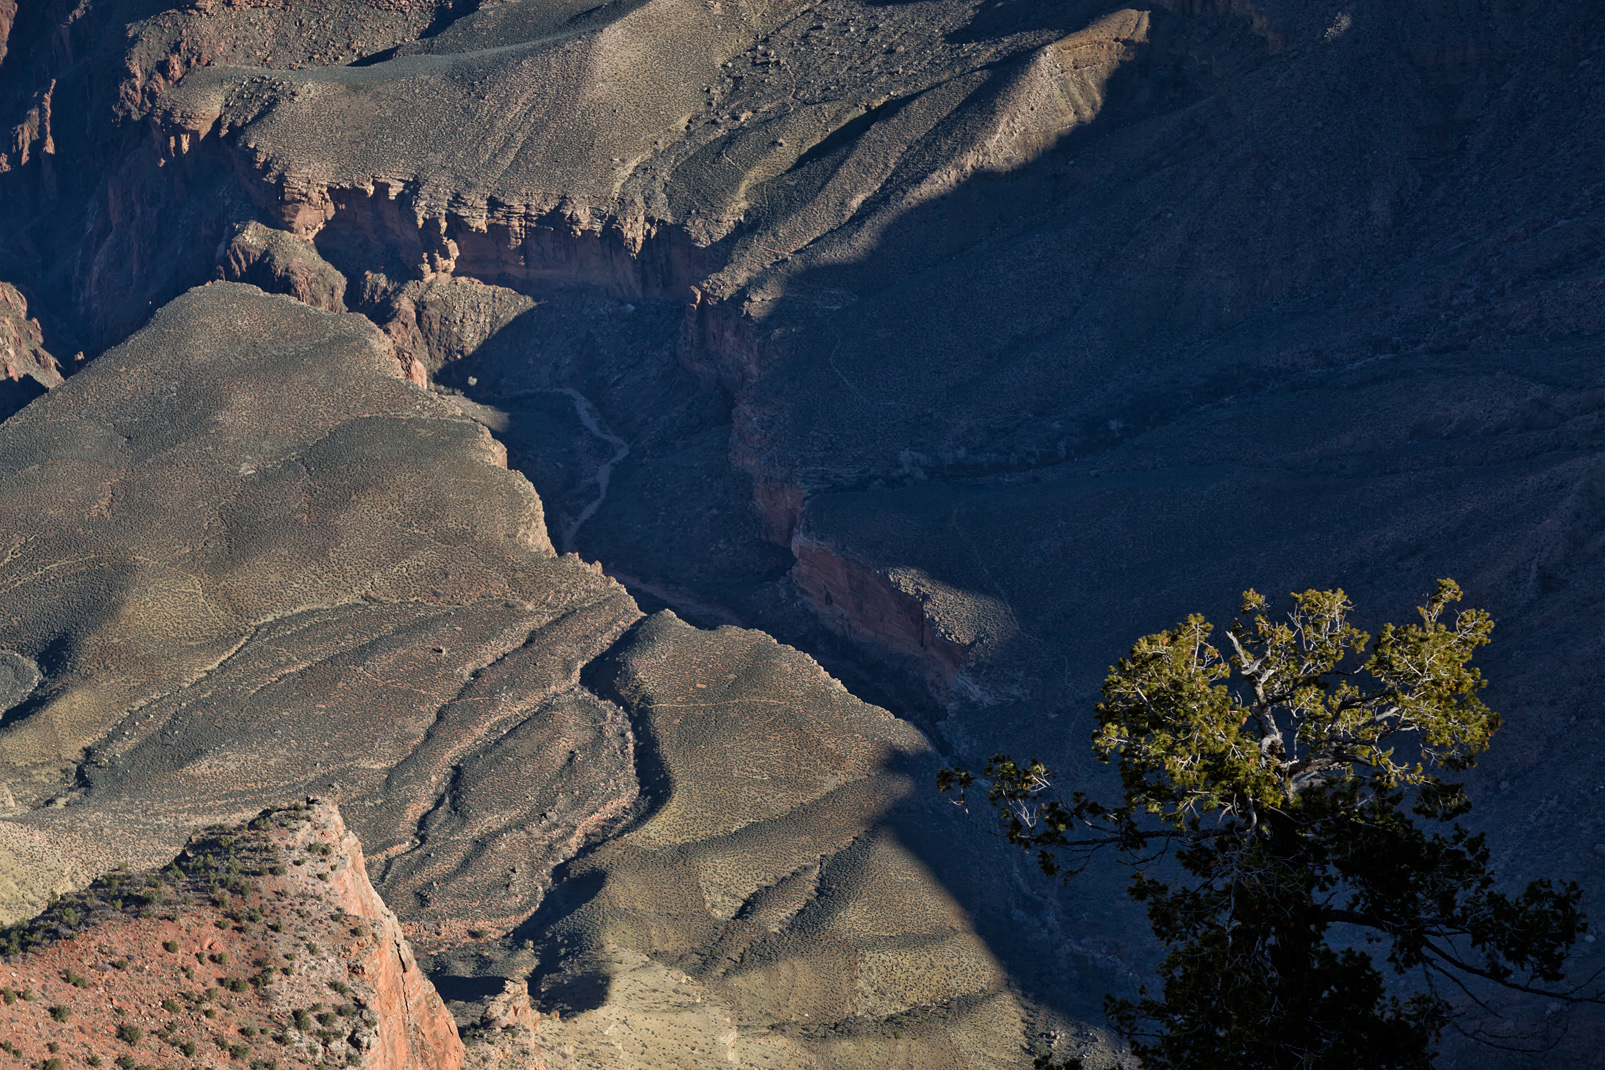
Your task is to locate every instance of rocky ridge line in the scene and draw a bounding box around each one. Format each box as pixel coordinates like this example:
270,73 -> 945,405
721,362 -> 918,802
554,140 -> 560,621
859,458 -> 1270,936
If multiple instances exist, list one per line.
0,799 -> 502,1070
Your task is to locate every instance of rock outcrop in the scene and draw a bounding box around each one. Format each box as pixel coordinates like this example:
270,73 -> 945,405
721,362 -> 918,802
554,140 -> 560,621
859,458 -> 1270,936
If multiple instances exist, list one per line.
0,281 -> 62,420
0,799 -> 468,1070
218,222 -> 349,314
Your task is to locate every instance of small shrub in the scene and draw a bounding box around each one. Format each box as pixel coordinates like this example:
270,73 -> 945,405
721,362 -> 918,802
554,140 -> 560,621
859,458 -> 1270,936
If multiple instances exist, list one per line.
162,941 -> 178,953
0,987 -> 13,1004
179,1042 -> 196,1057
162,999 -> 179,1013
315,1012 -> 335,1028
209,952 -> 229,965
64,971 -> 88,988
224,977 -> 248,993
111,959 -> 129,971
324,981 -> 348,996
115,1024 -> 143,1046
49,1005 -> 69,1021
292,1010 -> 311,1031
114,1057 -> 135,1070
87,1057 -> 102,1068
204,1008 -> 217,1019
228,1044 -> 250,1060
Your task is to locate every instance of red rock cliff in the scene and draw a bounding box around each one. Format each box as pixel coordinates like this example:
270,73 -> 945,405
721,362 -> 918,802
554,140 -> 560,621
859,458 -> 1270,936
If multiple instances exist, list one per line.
0,800 -> 465,1070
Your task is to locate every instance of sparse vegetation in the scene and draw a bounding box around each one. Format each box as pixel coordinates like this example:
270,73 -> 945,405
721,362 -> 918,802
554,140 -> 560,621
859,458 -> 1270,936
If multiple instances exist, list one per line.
945,582 -> 1602,1070
114,1024 -> 142,1047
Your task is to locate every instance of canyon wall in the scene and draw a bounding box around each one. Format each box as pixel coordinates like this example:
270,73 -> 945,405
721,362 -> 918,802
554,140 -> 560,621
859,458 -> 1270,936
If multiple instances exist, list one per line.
0,800 -> 470,1070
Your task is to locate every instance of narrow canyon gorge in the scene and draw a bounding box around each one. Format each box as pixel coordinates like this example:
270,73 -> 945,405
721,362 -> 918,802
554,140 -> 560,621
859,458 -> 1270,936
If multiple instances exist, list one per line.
1,1 -> 1603,1067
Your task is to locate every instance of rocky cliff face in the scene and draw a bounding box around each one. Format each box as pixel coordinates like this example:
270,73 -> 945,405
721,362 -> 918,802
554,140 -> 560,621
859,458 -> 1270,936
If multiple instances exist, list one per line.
0,281 -> 61,420
0,799 -> 469,1070
0,0 -> 1602,1065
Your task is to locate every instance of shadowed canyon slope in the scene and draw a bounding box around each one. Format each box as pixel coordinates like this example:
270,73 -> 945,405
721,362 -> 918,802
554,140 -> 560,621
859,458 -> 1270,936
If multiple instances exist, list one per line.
0,0 -> 1603,1067
0,284 -> 1086,1068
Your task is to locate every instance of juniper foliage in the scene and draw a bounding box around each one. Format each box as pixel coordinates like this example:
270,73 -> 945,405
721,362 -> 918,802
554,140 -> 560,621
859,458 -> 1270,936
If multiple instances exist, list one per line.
941,581 -> 1597,1069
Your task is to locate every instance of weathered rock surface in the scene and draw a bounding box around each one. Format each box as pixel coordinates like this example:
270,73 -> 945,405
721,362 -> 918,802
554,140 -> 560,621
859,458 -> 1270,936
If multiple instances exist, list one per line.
0,283 -> 643,948
0,0 -> 1601,1065
0,280 -> 61,420
218,221 -> 350,313
0,280 -> 1063,1067
0,799 -> 469,1070
490,611 -> 1104,1069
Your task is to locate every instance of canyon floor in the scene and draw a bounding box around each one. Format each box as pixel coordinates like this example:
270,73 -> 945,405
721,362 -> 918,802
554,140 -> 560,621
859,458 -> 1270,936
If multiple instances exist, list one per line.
1,1 -> 1604,1067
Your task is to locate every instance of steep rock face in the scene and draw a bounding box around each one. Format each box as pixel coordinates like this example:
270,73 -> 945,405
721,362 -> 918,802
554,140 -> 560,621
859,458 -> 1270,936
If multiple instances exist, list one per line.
0,280 -> 61,420
134,0 -> 1189,336
218,221 -> 349,313
0,0 -> 14,68
0,799 -> 466,1070
0,0 -> 476,351
789,532 -> 1005,704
